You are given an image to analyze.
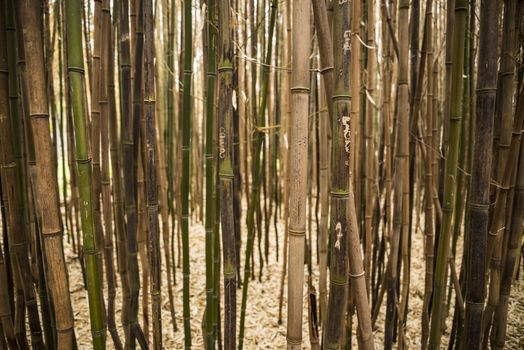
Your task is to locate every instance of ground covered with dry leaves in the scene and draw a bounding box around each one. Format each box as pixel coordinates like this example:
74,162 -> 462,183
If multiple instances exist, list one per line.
68,214 -> 524,349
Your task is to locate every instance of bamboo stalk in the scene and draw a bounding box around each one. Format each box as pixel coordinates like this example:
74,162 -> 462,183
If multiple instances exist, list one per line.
181,0 -> 193,346
286,0 -> 310,348
324,0 -> 374,348
428,0 -> 467,348
204,0 -> 217,348
238,1 -> 278,347
142,0 -> 162,347
18,1 -> 76,348
1,2 -> 45,347
217,0 -> 237,348
461,1 -> 498,348
65,0 -> 107,347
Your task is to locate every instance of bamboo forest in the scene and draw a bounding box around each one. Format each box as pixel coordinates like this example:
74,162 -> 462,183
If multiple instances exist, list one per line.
1,0 -> 524,349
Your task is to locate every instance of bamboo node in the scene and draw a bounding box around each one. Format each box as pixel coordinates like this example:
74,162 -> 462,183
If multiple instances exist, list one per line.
319,66 -> 334,74
349,271 -> 365,279
30,113 -> 49,119
56,325 -> 74,334
330,277 -> 348,286
468,201 -> 489,210
68,66 -> 85,74
41,229 -> 62,237
254,124 -> 280,134
286,336 -> 302,345
76,157 -> 93,164
288,228 -> 306,237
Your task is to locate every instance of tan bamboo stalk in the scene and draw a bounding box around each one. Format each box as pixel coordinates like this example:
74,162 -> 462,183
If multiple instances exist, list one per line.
278,0 -> 291,325
364,0 -> 377,296
311,0 -> 333,325
312,0 -> 334,120
350,0 -> 361,220
318,71 -> 329,324
19,0 -> 76,347
286,0 -> 310,348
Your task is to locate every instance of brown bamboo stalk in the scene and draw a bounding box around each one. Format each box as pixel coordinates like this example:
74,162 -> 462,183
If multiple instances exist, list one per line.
19,1 -> 76,347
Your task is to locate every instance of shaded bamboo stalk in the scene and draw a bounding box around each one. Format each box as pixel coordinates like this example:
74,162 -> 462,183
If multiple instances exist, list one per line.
143,0 -> 162,346
323,0 -> 374,348
217,0 -> 237,348
204,0 -> 218,348
1,2 -> 45,347
311,0 -> 333,325
461,0 -> 498,348
181,0 -> 194,346
384,0 -> 409,346
110,1 -> 131,343
428,0 -> 467,348
420,1 -> 435,348
99,2 -> 121,348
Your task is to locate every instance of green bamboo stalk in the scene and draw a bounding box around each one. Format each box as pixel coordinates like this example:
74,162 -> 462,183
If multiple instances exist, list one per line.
428,0 -> 467,348
65,0 -> 106,348
238,1 -> 278,348
181,0 -> 193,347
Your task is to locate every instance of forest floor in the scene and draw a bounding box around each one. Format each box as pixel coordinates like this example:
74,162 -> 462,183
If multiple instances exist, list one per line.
67,208 -> 524,349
